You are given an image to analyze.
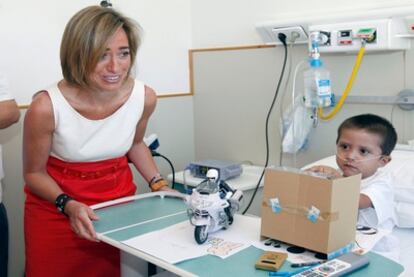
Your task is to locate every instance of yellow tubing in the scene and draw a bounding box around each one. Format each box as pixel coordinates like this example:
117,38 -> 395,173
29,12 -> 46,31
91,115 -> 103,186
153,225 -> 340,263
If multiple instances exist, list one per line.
318,44 -> 366,120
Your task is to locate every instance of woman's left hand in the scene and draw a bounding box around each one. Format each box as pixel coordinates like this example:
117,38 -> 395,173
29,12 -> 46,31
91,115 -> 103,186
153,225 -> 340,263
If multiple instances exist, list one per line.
158,185 -> 177,193
64,200 -> 100,242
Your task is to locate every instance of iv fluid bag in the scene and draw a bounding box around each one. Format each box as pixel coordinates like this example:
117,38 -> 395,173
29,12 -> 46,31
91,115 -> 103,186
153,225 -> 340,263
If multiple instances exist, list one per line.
282,96 -> 314,153
303,64 -> 332,108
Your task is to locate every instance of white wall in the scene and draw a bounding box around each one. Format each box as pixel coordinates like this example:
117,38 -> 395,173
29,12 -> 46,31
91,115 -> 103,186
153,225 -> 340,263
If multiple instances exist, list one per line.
190,1 -> 414,168
2,0 -> 414,276
0,1 -> 194,276
189,0 -> 414,168
191,0 -> 414,48
0,0 -> 191,105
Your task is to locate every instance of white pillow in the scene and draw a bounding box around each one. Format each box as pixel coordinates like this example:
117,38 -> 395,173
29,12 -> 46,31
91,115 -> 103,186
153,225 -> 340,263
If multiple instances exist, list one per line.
395,202 -> 414,228
388,156 -> 414,203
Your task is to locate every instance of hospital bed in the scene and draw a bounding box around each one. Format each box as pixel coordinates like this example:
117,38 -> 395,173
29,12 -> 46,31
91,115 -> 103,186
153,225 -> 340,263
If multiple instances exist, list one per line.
304,144 -> 414,276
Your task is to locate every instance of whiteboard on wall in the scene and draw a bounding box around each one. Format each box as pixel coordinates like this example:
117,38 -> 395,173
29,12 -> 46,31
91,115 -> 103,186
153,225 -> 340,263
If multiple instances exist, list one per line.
0,0 -> 191,107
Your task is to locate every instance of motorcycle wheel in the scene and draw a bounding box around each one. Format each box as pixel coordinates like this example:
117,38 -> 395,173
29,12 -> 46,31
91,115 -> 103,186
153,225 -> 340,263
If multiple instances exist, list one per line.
195,225 -> 208,244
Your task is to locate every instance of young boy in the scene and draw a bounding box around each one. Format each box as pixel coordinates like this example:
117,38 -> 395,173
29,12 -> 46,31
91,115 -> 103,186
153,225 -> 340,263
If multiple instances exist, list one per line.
308,113 -> 399,261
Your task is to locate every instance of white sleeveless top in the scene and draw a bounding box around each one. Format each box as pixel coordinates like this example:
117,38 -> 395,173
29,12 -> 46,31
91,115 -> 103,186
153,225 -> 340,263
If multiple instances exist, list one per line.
48,80 -> 145,162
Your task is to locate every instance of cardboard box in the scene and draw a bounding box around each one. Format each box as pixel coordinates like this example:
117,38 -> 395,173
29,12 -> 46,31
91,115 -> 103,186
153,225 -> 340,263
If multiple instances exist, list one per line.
261,167 -> 361,257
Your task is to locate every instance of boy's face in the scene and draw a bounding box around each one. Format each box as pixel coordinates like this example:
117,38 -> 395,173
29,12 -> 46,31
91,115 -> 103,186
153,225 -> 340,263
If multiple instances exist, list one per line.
336,128 -> 391,179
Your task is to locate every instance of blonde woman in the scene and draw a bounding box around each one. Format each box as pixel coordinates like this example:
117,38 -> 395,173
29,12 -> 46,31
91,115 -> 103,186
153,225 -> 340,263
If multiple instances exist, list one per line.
23,6 -> 171,276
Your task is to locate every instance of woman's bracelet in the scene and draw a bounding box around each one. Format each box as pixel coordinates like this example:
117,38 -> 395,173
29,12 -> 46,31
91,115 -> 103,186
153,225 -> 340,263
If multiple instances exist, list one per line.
150,178 -> 168,192
55,193 -> 74,216
148,173 -> 162,186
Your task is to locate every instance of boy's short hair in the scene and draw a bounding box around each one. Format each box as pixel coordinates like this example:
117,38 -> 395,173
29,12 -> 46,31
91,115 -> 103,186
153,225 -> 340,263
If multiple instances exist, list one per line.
336,114 -> 397,155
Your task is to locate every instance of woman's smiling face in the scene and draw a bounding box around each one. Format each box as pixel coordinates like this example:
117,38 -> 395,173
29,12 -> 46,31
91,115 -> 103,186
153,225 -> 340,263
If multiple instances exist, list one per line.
89,27 -> 131,92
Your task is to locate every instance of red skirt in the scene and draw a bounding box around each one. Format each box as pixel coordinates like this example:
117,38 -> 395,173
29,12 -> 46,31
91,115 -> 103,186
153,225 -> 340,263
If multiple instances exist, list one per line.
24,156 -> 137,277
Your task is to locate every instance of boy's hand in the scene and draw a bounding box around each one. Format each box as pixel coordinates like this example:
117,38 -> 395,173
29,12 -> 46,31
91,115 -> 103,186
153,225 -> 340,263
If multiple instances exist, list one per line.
305,165 -> 342,179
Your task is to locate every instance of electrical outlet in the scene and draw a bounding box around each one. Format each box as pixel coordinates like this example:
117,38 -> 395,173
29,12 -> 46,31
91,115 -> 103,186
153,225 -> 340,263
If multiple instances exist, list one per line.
309,18 -> 410,52
405,16 -> 414,34
272,26 -> 308,44
398,89 -> 414,111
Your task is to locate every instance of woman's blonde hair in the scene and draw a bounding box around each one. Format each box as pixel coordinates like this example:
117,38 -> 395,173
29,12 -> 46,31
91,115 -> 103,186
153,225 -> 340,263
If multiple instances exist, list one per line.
60,6 -> 142,88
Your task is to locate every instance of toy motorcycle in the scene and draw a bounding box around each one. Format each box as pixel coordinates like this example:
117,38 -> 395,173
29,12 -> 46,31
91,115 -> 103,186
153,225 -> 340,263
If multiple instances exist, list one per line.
186,169 -> 243,244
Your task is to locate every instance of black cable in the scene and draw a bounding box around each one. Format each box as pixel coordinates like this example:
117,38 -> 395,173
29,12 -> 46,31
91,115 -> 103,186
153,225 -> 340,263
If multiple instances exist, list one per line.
152,151 -> 176,189
242,33 -> 288,215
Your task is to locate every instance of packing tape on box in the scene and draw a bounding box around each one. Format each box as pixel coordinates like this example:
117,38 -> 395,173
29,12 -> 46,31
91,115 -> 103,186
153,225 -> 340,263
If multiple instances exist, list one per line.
263,198 -> 339,222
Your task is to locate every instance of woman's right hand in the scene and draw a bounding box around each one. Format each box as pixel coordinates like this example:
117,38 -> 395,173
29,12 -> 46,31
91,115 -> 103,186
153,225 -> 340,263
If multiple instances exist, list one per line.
64,200 -> 100,242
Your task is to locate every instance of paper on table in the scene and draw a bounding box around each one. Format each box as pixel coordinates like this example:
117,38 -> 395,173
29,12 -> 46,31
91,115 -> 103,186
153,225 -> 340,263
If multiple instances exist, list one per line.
121,214 -> 261,264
